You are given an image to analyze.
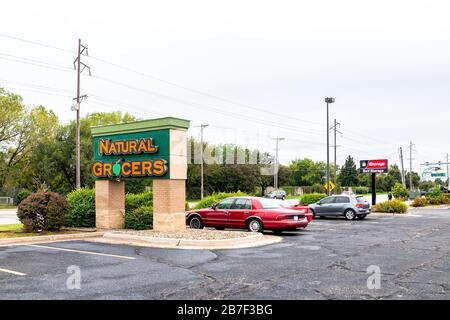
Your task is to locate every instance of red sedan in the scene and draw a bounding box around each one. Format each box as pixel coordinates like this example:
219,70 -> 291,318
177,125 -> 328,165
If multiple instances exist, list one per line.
275,200 -> 313,222
186,197 -> 309,234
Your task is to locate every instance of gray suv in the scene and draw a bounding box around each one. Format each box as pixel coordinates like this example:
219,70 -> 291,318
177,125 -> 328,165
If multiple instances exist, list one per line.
265,190 -> 286,200
309,195 -> 371,220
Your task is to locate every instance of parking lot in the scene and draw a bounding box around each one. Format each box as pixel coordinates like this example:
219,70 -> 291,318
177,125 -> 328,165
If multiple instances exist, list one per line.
0,208 -> 449,300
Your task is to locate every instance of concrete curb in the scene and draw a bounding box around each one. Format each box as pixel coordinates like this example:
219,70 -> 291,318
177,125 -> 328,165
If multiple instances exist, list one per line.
0,232 -> 105,247
96,231 -> 282,250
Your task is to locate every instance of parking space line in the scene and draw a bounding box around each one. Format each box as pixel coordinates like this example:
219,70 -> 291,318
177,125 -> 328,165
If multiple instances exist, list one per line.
0,267 -> 26,276
27,244 -> 136,260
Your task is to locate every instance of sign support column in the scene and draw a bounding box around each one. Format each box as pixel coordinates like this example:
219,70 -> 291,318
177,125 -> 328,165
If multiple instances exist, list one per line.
371,173 -> 376,206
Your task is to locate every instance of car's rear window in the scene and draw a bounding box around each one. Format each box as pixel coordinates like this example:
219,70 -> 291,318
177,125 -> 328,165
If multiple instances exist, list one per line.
356,197 -> 365,203
258,198 -> 282,209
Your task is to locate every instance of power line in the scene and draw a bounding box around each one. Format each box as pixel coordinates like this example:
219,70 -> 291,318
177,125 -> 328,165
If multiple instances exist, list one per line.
0,33 -> 73,54
0,52 -> 322,135
0,33 -> 323,127
90,74 -> 325,136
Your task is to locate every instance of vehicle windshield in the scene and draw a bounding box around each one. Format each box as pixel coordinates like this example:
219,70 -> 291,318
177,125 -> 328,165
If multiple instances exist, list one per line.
356,196 -> 366,203
258,198 -> 283,209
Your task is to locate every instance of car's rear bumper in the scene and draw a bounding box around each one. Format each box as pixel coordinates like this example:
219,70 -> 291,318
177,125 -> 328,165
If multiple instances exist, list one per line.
264,219 -> 309,230
357,208 -> 372,215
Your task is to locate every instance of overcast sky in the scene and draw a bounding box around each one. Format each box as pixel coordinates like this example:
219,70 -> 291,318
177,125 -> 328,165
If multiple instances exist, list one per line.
1,0 -> 449,173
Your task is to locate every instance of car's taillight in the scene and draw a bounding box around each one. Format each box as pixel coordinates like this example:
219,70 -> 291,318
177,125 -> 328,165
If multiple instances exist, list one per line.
356,203 -> 364,208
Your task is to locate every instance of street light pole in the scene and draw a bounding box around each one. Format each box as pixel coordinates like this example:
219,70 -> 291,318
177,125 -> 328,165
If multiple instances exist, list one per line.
325,97 -> 335,195
273,137 -> 285,190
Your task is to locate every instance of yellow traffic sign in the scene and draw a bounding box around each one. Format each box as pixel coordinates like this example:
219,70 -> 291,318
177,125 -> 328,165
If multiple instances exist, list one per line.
324,181 -> 335,192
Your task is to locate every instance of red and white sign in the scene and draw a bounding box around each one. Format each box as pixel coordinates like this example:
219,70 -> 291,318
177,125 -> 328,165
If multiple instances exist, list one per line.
360,159 -> 388,173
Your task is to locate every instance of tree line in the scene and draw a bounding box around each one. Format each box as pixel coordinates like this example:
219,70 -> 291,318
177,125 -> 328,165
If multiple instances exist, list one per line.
0,88 -> 442,199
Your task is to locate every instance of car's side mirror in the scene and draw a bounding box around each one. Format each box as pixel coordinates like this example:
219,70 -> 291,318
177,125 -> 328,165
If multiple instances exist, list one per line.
317,201 -> 322,205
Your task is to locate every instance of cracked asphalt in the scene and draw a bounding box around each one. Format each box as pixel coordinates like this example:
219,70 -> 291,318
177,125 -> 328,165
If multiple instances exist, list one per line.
0,208 -> 449,299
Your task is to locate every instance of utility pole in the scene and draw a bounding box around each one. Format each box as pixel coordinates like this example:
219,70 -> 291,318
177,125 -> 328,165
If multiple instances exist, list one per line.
447,153 -> 449,190
407,141 -> 416,190
324,97 -> 335,195
272,137 -> 285,190
399,147 -> 406,188
195,124 -> 209,199
331,119 -> 341,194
73,39 -> 91,189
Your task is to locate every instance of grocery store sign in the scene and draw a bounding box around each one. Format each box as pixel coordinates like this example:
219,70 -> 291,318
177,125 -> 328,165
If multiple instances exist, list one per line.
91,129 -> 170,180
360,159 -> 388,174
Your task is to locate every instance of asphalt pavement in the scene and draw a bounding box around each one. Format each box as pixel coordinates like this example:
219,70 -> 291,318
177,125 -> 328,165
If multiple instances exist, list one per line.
0,207 -> 449,299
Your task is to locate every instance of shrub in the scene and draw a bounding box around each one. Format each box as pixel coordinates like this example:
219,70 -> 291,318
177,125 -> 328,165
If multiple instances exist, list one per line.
65,188 -> 96,227
125,192 -> 153,213
193,191 -> 248,210
354,186 -> 369,195
14,189 -> 32,206
373,200 -> 408,214
425,187 -> 449,205
426,187 -> 442,199
311,183 -> 325,194
392,183 -> 408,200
299,193 -> 327,205
411,197 -> 428,207
17,192 -> 68,231
125,205 -> 153,230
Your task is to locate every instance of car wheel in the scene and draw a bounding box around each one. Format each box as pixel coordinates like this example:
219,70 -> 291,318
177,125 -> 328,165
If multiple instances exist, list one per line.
310,209 -> 316,219
215,227 -> 225,230
281,196 -> 285,200
344,209 -> 356,220
247,218 -> 264,233
189,216 -> 204,229
357,215 -> 367,220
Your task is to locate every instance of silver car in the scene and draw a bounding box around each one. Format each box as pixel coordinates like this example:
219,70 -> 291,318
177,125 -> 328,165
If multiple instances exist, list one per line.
309,195 -> 371,220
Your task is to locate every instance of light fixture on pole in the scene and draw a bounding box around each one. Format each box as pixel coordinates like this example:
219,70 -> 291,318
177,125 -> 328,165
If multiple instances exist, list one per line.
325,97 -> 335,195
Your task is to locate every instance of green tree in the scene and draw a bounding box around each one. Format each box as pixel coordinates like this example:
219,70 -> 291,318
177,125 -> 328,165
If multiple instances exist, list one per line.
289,158 -> 326,186
338,155 -> 359,186
23,111 -> 136,194
406,171 -> 420,190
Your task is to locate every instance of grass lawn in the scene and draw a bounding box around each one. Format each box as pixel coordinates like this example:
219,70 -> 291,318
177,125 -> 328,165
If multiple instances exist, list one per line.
0,205 -> 17,210
0,223 -> 69,239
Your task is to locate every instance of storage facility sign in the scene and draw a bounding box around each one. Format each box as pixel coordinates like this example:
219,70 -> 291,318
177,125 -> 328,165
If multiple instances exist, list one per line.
360,159 -> 388,173
91,129 -> 170,180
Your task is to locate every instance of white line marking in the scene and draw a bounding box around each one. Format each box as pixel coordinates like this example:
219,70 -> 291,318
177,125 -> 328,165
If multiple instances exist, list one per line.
0,267 -> 26,276
27,244 -> 136,260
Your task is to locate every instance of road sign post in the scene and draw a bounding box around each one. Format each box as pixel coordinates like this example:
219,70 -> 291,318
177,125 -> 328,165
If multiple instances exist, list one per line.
360,159 -> 388,206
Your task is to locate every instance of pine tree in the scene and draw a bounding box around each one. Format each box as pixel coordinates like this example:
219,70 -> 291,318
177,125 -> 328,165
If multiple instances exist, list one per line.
338,155 -> 359,186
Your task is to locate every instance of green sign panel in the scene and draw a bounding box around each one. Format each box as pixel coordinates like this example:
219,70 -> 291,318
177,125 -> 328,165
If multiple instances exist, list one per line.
431,172 -> 446,177
90,117 -> 190,180
92,129 -> 170,180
